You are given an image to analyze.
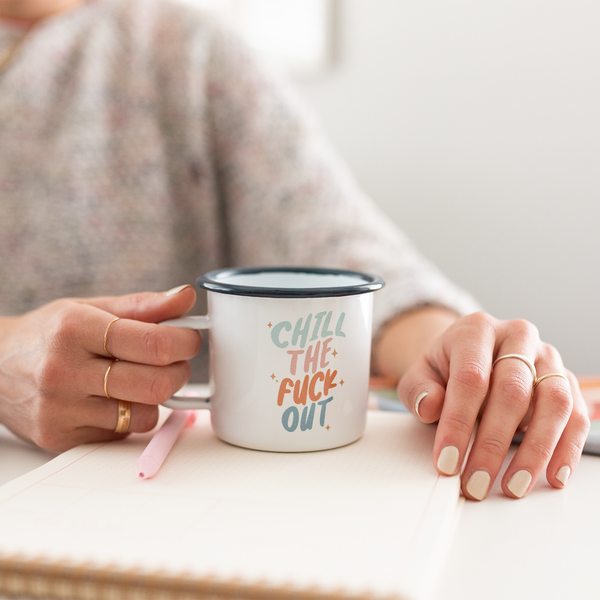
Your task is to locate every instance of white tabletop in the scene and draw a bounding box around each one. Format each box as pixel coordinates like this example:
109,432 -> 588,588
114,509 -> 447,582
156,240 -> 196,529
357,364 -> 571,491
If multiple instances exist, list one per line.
434,450 -> 600,600
1,424 -> 599,600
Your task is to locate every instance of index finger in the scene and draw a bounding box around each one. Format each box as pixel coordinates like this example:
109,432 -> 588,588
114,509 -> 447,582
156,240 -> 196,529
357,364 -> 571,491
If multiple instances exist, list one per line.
432,313 -> 497,475
88,308 -> 201,365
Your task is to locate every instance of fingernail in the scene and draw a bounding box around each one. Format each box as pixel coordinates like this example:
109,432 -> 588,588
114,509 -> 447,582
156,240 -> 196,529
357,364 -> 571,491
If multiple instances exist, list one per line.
414,391 -> 428,418
165,284 -> 192,297
507,470 -> 532,498
437,445 -> 460,475
466,470 -> 491,501
556,465 -> 571,487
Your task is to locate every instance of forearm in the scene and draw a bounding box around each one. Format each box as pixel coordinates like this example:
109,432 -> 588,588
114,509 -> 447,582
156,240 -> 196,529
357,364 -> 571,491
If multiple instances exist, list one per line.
372,306 -> 459,382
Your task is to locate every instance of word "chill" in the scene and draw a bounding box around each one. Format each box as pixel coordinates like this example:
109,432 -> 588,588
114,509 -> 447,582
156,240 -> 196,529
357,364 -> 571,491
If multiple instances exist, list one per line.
271,311 -> 346,349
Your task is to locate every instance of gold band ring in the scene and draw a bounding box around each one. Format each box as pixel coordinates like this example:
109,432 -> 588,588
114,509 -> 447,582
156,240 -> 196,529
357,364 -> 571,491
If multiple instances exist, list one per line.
103,317 -> 120,359
492,353 -> 537,382
114,400 -> 132,434
103,359 -> 119,399
533,372 -> 570,392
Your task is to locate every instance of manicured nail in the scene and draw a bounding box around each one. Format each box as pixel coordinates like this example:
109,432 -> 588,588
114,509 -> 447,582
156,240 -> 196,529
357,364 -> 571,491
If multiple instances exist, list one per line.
165,284 -> 192,296
414,391 -> 429,418
466,470 -> 491,501
507,470 -> 532,498
437,445 -> 460,475
556,465 -> 571,487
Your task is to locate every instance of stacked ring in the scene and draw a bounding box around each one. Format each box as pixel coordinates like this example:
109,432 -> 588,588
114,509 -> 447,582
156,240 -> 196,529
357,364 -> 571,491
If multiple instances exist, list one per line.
103,317 -> 120,359
102,319 -> 131,433
103,360 -> 119,399
533,372 -> 570,392
492,354 -> 537,381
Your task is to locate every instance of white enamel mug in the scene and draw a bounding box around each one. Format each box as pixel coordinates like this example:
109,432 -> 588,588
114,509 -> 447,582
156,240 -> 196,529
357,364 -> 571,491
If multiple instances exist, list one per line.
161,267 -> 384,452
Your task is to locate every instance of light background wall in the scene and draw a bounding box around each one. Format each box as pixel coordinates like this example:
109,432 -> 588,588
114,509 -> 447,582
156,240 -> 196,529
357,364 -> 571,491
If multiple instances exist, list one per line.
290,0 -> 600,375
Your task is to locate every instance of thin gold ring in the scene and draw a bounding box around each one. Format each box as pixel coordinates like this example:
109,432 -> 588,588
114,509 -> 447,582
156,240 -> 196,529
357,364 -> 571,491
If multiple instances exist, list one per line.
492,353 -> 537,382
103,359 -> 119,399
114,400 -> 132,434
533,372 -> 570,392
103,317 -> 120,359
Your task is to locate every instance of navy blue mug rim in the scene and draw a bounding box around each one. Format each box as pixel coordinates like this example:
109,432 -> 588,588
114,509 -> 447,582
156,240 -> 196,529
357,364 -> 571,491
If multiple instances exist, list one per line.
196,266 -> 385,298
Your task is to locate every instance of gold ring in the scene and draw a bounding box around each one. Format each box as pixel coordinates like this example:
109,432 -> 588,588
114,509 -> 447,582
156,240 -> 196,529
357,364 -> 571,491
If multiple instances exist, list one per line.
103,359 -> 119,399
103,317 -> 120,359
533,372 -> 570,392
492,353 -> 537,382
114,400 -> 132,434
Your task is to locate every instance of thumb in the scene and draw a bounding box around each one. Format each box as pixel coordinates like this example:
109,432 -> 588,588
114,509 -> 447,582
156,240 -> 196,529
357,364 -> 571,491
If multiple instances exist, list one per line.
79,285 -> 197,323
397,354 -> 446,423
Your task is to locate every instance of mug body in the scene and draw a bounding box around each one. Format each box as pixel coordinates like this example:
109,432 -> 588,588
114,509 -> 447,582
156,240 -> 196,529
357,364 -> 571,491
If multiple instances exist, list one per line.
198,267 -> 384,452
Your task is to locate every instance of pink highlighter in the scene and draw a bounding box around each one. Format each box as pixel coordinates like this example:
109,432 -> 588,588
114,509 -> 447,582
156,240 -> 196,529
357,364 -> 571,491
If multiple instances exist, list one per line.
136,410 -> 196,479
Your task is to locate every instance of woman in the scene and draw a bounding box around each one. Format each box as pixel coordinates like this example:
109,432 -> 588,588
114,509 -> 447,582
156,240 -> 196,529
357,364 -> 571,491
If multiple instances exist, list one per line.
0,0 -> 589,500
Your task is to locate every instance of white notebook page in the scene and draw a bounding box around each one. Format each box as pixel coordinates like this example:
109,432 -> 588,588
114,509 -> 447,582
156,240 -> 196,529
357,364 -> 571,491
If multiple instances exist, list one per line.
0,411 -> 462,600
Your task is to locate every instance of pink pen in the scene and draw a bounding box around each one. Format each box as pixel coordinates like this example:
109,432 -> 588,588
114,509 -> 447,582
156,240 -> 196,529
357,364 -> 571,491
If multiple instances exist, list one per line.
136,410 -> 195,479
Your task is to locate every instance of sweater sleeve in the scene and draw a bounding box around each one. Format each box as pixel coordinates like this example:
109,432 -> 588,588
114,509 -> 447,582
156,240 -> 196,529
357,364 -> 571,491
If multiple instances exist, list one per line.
203,19 -> 481,336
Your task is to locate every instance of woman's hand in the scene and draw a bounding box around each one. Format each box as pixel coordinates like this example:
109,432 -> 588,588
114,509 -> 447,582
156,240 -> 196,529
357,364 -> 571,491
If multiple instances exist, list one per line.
394,311 -> 590,500
0,285 -> 201,452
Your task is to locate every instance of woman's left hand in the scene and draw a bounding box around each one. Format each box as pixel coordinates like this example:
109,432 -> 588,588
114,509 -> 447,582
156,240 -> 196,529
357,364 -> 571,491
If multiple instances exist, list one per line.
395,312 -> 590,500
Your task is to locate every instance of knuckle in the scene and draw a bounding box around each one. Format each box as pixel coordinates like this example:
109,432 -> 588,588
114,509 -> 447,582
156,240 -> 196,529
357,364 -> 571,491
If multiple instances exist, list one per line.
149,370 -> 176,404
464,312 -> 496,334
495,372 -> 534,408
507,318 -> 539,342
176,360 -> 192,387
561,435 -> 587,460
127,293 -> 150,320
144,327 -> 174,365
441,411 -> 475,439
538,343 -> 562,365
453,361 -> 489,392
571,409 -> 591,437
523,436 -> 554,463
49,302 -> 84,351
470,311 -> 495,326
30,409 -> 63,452
33,430 -> 62,453
35,353 -> 65,395
477,435 -> 509,461
546,386 -> 573,420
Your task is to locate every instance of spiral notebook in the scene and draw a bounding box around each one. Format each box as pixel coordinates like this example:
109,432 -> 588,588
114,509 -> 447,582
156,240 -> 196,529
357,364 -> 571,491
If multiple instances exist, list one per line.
0,410 -> 462,600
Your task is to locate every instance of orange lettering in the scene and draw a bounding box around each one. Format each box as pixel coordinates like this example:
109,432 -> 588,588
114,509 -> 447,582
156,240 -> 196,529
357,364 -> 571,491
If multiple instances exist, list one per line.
309,371 -> 325,401
277,378 -> 294,406
324,369 -> 337,395
293,375 -> 309,405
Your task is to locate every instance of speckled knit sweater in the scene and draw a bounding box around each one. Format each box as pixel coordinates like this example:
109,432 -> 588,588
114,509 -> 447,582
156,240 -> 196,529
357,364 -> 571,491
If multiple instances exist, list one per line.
0,0 -> 479,337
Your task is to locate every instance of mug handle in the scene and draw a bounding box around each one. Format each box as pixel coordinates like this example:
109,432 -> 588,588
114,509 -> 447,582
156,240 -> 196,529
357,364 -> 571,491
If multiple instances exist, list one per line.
159,316 -> 212,410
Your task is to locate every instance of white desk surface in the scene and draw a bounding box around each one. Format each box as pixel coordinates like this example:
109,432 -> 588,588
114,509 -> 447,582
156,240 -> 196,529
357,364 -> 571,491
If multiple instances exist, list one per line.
1,422 -> 599,600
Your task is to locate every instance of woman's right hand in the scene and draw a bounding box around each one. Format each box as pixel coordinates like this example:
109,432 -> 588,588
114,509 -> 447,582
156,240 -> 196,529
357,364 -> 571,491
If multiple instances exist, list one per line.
0,285 -> 201,452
